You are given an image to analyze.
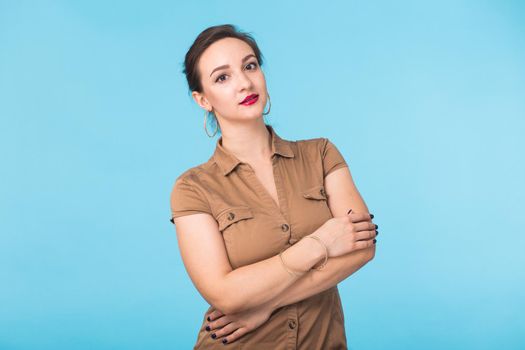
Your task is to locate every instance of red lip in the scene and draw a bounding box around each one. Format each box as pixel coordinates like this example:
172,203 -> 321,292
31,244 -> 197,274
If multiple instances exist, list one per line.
240,94 -> 258,104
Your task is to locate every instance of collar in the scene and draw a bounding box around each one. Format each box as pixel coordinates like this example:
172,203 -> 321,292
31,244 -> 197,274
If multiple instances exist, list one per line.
212,124 -> 295,176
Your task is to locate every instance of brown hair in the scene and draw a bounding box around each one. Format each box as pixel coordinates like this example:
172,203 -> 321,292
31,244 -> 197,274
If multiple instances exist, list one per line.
182,24 -> 265,94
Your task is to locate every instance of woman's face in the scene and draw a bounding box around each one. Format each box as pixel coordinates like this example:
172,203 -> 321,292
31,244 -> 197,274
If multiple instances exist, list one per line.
192,37 -> 267,124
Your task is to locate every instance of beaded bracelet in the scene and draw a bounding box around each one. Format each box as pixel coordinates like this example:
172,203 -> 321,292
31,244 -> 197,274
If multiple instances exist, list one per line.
303,235 -> 328,270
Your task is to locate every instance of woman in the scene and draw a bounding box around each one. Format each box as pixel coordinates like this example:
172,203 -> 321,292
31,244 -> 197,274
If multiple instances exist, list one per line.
170,24 -> 378,349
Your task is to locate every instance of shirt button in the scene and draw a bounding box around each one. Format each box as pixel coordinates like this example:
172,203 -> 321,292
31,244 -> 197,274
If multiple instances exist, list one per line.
227,212 -> 235,220
281,223 -> 289,232
288,320 -> 296,329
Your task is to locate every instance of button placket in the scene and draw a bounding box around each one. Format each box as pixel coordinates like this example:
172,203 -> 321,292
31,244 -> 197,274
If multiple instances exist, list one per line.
273,158 -> 295,246
286,303 -> 299,349
273,159 -> 290,218
242,164 -> 284,217
241,159 -> 291,234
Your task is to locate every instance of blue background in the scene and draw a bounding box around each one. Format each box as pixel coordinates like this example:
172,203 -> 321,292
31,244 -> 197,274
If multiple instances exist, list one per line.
1,1 -> 524,349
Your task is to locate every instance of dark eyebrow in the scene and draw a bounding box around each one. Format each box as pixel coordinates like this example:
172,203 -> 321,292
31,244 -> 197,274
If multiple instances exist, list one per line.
209,54 -> 257,77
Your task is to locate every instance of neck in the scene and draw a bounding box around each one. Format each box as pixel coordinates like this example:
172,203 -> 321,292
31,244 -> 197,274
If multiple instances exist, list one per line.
220,120 -> 272,164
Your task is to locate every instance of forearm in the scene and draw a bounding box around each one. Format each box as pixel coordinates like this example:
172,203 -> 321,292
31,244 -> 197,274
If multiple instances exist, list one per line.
269,246 -> 374,311
219,234 -> 324,314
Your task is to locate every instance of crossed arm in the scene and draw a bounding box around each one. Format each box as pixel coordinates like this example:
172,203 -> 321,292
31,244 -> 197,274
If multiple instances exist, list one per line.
231,166 -> 375,313
174,166 -> 375,316
266,245 -> 373,312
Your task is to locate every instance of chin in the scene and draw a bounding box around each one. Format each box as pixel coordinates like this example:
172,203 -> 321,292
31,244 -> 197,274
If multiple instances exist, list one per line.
239,112 -> 263,121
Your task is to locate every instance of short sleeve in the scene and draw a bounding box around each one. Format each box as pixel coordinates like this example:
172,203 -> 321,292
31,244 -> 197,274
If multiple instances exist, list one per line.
322,138 -> 348,177
169,176 -> 212,223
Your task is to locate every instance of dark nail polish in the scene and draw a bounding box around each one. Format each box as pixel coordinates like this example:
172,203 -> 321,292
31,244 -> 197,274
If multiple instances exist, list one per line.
370,214 -> 374,219
373,239 -> 377,244
205,325 -> 211,332
211,333 -> 217,339
375,224 -> 378,229
207,316 -> 211,322
376,230 -> 379,236
222,339 -> 228,344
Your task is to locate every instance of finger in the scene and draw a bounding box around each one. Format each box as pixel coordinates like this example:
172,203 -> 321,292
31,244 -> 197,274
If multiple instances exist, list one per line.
348,212 -> 373,223
354,229 -> 377,241
220,326 -> 251,345
347,210 -> 375,221
212,321 -> 239,340
206,306 -> 215,321
352,221 -> 378,232
208,314 -> 231,331
208,309 -> 224,321
352,238 -> 376,250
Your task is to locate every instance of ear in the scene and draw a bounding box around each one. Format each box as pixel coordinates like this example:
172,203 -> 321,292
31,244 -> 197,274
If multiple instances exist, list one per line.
192,91 -> 211,112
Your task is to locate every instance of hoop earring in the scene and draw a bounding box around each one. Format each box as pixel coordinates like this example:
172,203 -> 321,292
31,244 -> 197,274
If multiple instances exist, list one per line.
204,110 -> 219,138
263,93 -> 271,115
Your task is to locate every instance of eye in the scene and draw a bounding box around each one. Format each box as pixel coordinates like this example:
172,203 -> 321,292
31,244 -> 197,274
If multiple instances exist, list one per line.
246,61 -> 258,70
216,74 -> 227,83
215,61 -> 259,83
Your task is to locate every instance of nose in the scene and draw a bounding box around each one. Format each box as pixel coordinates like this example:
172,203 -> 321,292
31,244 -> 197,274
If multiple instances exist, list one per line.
237,70 -> 253,91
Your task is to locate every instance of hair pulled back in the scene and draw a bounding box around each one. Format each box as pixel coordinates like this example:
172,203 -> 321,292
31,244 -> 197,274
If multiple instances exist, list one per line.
182,24 -> 265,93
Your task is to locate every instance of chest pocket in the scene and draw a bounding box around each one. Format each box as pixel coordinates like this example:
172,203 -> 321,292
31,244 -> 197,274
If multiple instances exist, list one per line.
215,206 -> 262,269
299,184 -> 333,236
302,184 -> 328,200
216,206 -> 254,232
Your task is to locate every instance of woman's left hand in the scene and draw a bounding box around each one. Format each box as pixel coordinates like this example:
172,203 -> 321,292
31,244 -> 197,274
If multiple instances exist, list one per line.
205,302 -> 275,344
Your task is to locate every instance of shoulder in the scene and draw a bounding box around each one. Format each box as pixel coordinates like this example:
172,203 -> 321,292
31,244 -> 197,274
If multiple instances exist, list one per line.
170,162 -> 217,220
170,162 -> 213,206
290,135 -> 347,177
291,136 -> 334,155
172,159 -> 218,187
170,156 -> 226,203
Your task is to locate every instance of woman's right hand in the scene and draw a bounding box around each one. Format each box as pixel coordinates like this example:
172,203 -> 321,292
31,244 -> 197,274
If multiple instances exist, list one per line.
315,211 -> 377,258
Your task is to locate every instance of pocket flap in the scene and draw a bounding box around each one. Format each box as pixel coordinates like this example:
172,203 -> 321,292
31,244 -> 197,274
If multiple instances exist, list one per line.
216,206 -> 254,231
302,184 -> 328,200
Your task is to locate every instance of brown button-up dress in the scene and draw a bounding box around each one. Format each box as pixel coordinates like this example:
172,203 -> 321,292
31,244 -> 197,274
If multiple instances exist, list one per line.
170,124 -> 349,349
